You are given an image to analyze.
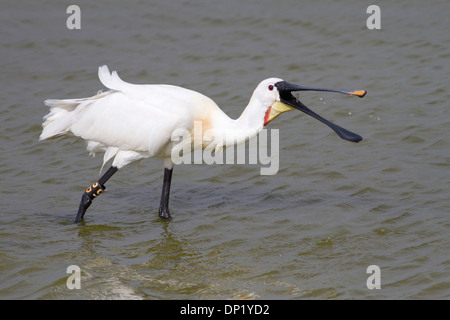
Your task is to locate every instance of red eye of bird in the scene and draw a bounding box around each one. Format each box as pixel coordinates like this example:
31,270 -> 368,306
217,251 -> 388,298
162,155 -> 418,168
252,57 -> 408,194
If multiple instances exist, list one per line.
268,85 -> 274,91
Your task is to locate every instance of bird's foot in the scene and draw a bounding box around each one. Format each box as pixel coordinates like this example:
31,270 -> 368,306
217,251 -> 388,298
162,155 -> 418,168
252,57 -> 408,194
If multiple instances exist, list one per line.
158,207 -> 172,220
73,182 -> 105,223
74,193 -> 91,223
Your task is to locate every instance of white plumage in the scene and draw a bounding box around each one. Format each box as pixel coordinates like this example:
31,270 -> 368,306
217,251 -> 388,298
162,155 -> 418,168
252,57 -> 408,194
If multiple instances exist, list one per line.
40,65 -> 365,222
40,66 -> 278,170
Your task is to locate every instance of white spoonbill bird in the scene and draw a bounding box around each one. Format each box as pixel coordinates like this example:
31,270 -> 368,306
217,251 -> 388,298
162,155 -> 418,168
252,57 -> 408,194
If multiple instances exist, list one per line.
40,66 -> 366,223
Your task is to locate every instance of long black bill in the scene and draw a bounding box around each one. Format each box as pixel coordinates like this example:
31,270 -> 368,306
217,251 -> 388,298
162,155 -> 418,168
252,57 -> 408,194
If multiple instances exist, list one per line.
275,81 -> 365,143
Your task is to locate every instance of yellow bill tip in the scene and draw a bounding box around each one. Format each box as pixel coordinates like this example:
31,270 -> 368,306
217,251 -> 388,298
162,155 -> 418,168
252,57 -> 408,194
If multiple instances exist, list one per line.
348,90 -> 367,98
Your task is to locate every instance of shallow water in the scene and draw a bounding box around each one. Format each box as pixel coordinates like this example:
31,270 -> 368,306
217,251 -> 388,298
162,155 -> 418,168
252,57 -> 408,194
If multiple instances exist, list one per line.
1,0 -> 449,299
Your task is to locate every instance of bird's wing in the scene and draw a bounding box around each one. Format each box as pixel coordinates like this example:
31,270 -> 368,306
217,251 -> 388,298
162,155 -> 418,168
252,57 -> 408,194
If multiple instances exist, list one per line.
42,66 -> 228,169
84,66 -> 228,153
70,90 -> 193,157
98,65 -> 207,113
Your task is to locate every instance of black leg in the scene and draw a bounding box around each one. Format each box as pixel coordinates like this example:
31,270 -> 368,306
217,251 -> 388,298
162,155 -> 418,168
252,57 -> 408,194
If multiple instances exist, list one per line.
158,167 -> 173,220
74,166 -> 118,223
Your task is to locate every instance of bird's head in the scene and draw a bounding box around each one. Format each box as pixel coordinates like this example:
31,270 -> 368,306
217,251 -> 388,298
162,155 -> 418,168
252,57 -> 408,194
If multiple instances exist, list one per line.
255,78 -> 366,143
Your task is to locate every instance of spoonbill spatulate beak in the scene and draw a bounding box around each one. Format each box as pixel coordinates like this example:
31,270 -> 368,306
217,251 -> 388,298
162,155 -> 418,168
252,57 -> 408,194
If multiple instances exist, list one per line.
274,81 -> 365,142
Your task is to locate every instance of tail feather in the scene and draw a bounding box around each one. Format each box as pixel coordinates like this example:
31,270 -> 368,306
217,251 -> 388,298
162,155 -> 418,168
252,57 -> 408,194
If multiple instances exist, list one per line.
39,99 -> 82,140
98,65 -> 127,91
40,65 -> 119,141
